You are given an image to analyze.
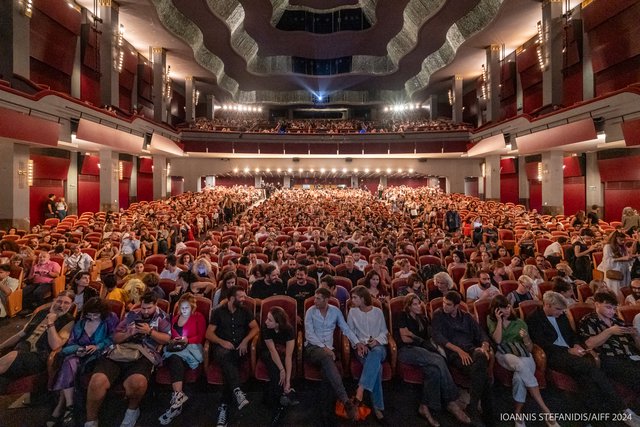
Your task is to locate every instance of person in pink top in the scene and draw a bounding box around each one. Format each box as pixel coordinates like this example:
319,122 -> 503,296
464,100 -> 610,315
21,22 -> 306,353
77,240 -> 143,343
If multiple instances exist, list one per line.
22,251 -> 61,314
158,293 -> 206,425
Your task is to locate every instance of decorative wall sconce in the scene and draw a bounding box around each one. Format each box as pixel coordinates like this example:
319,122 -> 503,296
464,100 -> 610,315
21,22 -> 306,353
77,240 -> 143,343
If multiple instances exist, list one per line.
163,66 -> 172,102
118,161 -> 123,180
20,0 -> 33,18
448,89 -> 455,106
114,24 -> 124,72
18,160 -> 34,186
536,21 -> 546,70
480,64 -> 488,100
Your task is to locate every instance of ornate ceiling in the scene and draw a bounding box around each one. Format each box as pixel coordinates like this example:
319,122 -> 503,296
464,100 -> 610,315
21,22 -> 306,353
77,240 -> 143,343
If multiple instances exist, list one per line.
85,0 -> 550,105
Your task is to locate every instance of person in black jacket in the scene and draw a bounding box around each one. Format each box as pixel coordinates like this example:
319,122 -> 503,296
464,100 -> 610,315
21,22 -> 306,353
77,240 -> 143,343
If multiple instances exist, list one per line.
527,291 -> 638,420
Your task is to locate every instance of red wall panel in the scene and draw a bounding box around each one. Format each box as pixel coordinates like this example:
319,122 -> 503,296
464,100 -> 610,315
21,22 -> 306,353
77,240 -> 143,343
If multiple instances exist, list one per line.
564,176 -> 585,216
500,175 -> 519,205
563,156 -> 583,178
500,158 -> 516,174
137,174 -> 153,201
603,182 -> 640,222
598,155 -> 640,182
139,158 -> 153,174
81,67 -> 101,106
359,178 -> 379,194
29,181 -> 64,227
31,155 -> 70,180
80,155 -> 100,176
119,180 -> 130,210
170,177 -> 184,197
77,175 -> 100,214
529,181 -> 542,212
387,177 -> 429,188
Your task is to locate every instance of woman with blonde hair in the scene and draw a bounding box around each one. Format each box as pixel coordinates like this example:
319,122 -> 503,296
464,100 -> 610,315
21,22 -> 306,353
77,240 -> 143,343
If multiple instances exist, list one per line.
522,264 -> 543,299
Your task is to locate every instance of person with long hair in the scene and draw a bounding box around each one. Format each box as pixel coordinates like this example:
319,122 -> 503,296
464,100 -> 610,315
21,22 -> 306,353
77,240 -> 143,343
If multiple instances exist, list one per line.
488,295 -> 558,427
49,298 -> 118,427
158,293 -> 206,425
347,286 -> 388,422
394,294 -> 469,426
598,230 -> 636,302
213,271 -> 238,307
260,306 -> 296,425
362,270 -> 388,302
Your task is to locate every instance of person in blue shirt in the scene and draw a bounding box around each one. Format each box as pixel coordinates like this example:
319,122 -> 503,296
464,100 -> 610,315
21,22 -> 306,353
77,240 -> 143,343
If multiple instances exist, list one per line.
304,287 -> 363,421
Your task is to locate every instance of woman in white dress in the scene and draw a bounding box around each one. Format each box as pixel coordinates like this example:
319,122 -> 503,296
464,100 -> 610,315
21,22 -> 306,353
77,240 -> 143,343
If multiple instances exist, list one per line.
598,230 -> 636,303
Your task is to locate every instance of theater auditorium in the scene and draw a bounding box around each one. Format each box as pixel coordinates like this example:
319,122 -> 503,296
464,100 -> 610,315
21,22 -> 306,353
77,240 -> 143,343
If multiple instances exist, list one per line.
1,1 -> 640,426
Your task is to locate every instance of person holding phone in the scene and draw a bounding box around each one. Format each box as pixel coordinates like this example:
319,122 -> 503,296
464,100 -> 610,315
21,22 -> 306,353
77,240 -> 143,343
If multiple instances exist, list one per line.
578,291 -> 640,399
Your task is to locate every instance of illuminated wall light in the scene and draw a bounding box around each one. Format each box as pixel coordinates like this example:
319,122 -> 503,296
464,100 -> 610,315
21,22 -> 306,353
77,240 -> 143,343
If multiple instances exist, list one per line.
27,159 -> 34,186
276,168 -> 282,173
331,168 -> 337,173
537,163 -> 543,181
298,168 -> 303,173
375,168 -> 381,173
342,168 -> 348,174
20,0 -> 33,17
480,64 -> 488,100
114,24 -> 125,72
266,168 -> 271,173
163,65 -> 172,102
97,163 -> 101,169
310,168 -> 315,173
118,161 -> 123,180
536,21 -> 545,70
243,167 -> 250,173
397,168 -> 403,173
386,168 -> 392,174
364,168 -> 370,173
353,168 -> 359,173
255,167 -> 260,173
287,168 -> 293,173
233,167 -> 239,173
481,163 -> 485,178
448,89 -> 455,106
408,168 -> 414,173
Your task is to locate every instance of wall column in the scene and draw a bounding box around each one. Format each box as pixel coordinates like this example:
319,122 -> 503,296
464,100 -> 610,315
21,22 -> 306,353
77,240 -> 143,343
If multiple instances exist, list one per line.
541,150 -> 564,215
379,176 -> 387,188
542,0 -> 563,107
185,76 -> 195,122
254,175 -> 262,188
153,154 -> 167,200
585,152 -> 603,218
283,176 -> 291,188
484,155 -> 501,201
452,75 -> 463,124
0,0 -> 30,82
0,143 -> 30,230
427,95 -> 438,121
151,47 -> 168,123
518,156 -> 530,208
66,152 -> 78,215
99,149 -> 119,212
99,0 -> 120,107
206,95 -> 216,120
485,45 -> 501,123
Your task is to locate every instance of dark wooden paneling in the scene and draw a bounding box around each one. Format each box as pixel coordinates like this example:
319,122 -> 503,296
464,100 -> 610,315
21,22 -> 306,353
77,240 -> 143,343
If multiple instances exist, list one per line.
338,143 -> 363,155
284,143 -> 309,155
260,143 -> 285,154
363,142 -> 388,155
309,143 -> 338,155
234,142 -> 259,154
389,142 -> 415,154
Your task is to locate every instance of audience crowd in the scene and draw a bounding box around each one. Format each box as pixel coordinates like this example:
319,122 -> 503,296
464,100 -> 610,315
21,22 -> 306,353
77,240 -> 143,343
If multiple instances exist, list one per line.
1,185 -> 640,427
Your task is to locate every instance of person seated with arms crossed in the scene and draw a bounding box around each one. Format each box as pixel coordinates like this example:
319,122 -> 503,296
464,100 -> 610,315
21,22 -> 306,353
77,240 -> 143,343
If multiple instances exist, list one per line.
527,291 -> 639,426
431,291 -> 494,426
206,286 -> 259,427
84,291 -> 171,427
0,291 -> 75,394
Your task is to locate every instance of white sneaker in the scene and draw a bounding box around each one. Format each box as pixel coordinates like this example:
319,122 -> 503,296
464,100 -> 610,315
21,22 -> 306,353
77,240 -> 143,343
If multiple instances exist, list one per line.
623,408 -> 640,427
159,405 -> 183,425
84,422 -> 98,427
216,404 -> 228,427
233,387 -> 249,410
120,408 -> 140,427
170,391 -> 189,410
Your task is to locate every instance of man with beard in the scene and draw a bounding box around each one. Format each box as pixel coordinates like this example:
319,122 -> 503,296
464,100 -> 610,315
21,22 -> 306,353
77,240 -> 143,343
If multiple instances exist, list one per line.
0,290 -> 75,393
338,255 -> 364,288
84,291 -> 171,427
207,286 -> 259,427
307,256 -> 332,285
286,266 -> 317,319
465,270 -> 500,304
250,264 -> 286,299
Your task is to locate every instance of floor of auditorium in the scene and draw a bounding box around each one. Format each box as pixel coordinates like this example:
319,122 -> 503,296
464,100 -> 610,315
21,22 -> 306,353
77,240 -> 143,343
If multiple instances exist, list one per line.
0,317 -> 630,427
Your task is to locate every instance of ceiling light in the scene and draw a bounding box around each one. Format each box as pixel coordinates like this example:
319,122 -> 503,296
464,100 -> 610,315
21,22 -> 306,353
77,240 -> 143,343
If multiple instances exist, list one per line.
233,167 -> 239,173
276,168 -> 282,173
298,168 -> 303,173
342,168 -> 348,173
287,167 -> 293,173
310,168 -> 315,173
243,167 -> 249,173
375,168 -> 381,173
354,168 -> 359,173
386,168 -> 392,174
397,168 -> 403,173
408,168 -> 414,173
364,168 -> 370,173
331,168 -> 337,173
320,168 -> 326,173
266,168 -> 271,173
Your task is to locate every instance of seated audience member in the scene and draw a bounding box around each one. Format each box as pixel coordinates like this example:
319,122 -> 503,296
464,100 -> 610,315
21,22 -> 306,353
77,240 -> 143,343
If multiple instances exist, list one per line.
95,240 -> 119,273
319,275 -> 349,311
71,271 -> 99,312
506,275 -> 536,309
85,291 -> 171,427
286,266 -> 316,317
159,293 -> 206,425
398,273 -> 427,301
625,279 -> 640,305
192,257 -> 216,285
543,237 -> 567,267
578,291 -> 640,396
394,258 -> 413,279
527,291 -> 639,423
213,271 -> 237,307
206,286 -> 259,426
370,256 -> 392,287
490,261 -> 509,287
521,265 -> 543,299
429,271 -> 456,300
504,256 -> 523,281
250,264 -> 286,300
143,272 -> 165,300
347,286 -> 388,422
394,294 -> 470,425
0,264 -> 20,322
551,277 -> 577,305
49,298 -> 118,427
123,261 -> 146,284
22,251 -> 61,314
465,270 -> 500,304
113,264 -> 130,283
351,248 -> 368,272
304,287 -> 360,421
123,278 -> 146,310
338,256 -> 364,288
308,256 -> 332,284
104,273 -> 128,305
534,255 -> 552,274
362,270 -> 389,303
487,295 -> 558,427
119,231 -> 141,267
279,257 -> 298,284
0,291 -> 75,393
64,245 -> 94,283
259,306 -> 297,425
635,313 -> 640,336
431,291 -> 494,425
159,254 -> 181,281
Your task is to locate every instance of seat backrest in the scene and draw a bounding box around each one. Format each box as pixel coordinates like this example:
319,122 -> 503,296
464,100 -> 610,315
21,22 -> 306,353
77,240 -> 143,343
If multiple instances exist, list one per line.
618,305 -> 640,326
419,255 -> 442,267
567,302 -> 595,331
518,299 -> 542,319
332,275 -> 353,292
473,298 -> 492,332
499,280 -> 519,296
576,284 -> 593,303
105,298 -> 125,319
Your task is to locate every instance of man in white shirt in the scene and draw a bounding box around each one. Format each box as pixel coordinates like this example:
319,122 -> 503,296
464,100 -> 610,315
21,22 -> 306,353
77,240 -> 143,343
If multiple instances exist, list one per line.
305,287 -> 363,421
543,237 -> 567,267
64,245 -> 94,274
352,249 -> 368,272
159,254 -> 181,281
465,271 -> 500,304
